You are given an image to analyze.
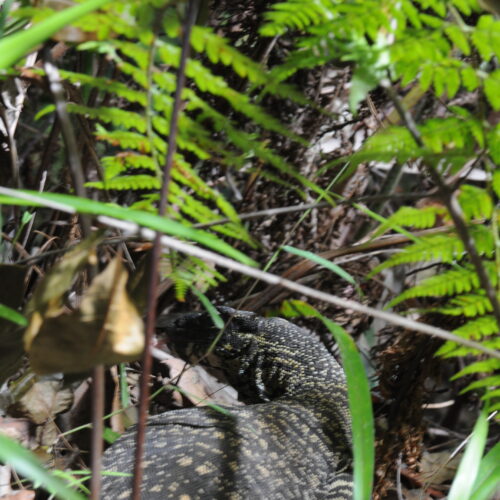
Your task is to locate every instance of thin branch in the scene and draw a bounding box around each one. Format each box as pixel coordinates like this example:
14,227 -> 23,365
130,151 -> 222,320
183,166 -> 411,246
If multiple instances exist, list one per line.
132,2 -> 199,499
194,191 -> 436,228
43,51 -> 104,500
1,183 -> 497,358
94,215 -> 500,360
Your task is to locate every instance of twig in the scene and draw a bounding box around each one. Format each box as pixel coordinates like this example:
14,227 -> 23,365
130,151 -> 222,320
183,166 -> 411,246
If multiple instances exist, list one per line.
132,2 -> 199,499
94,215 -> 500,360
1,184 -> 498,359
43,51 -> 103,500
194,191 -> 436,228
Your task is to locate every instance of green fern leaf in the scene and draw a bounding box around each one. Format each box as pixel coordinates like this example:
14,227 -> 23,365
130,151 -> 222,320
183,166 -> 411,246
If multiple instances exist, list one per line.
471,15 -> 500,63
458,185 -> 493,221
445,24 -> 471,55
260,1 -> 331,36
484,70 -> 500,110
453,359 -> 500,379
68,103 -> 146,133
437,293 -> 495,317
462,375 -> 500,392
493,170 -> 500,198
387,264 -> 495,307
92,175 -> 161,191
371,234 -> 465,275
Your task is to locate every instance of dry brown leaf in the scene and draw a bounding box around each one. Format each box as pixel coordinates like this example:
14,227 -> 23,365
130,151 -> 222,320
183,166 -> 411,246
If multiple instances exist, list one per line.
0,418 -> 30,445
8,379 -> 73,425
7,378 -> 73,452
419,450 -> 462,486
24,232 -> 102,352
25,251 -> 144,374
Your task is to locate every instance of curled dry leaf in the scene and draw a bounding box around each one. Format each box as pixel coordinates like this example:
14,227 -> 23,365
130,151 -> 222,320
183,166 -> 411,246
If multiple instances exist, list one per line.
7,378 -> 73,454
24,236 -> 144,374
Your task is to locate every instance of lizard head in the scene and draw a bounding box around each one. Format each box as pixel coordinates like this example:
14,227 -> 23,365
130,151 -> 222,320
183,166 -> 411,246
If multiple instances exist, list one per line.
157,307 -> 279,401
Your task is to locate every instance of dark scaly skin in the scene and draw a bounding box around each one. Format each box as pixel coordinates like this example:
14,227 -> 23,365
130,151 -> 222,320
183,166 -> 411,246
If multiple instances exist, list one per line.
101,307 -> 353,499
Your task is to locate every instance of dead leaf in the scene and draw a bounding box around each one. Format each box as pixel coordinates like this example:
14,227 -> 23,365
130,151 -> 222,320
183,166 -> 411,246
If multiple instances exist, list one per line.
24,232 -> 102,351
8,377 -> 73,452
0,418 -> 30,446
8,379 -> 73,425
161,356 -> 240,407
419,450 -> 462,485
25,255 -> 144,374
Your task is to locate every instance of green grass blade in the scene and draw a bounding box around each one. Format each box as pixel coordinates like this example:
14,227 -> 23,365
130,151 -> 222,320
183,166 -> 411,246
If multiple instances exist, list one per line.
0,0 -> 15,38
0,189 -> 256,266
191,288 -> 225,329
0,434 -> 86,500
470,438 -> 500,500
282,245 -> 360,290
448,406 -> 489,500
0,0 -> 111,70
0,303 -> 27,326
322,318 -> 374,500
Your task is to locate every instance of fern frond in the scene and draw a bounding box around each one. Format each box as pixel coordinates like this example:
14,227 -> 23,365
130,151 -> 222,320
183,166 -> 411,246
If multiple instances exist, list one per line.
87,175 -> 161,191
452,359 -> 500,379
68,103 -> 147,133
372,225 -> 494,275
168,255 -> 227,301
463,375 -> 500,393
372,234 -> 464,274
58,70 -> 146,105
95,127 -> 153,153
190,25 -> 307,104
481,388 -> 500,402
379,206 -> 448,237
353,126 -> 419,165
436,315 -> 499,358
261,0 -> 333,36
452,315 -> 499,339
388,262 -> 498,307
436,293 -> 494,317
439,336 -> 500,358
457,185 -> 493,221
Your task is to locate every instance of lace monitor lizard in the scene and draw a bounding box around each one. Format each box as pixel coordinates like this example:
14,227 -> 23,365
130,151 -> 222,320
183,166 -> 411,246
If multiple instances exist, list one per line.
101,307 -> 353,499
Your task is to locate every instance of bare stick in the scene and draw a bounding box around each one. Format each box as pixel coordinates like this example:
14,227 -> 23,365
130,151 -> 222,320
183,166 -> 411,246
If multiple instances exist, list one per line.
2,183 -> 498,358
132,2 -> 200,499
43,52 -> 104,500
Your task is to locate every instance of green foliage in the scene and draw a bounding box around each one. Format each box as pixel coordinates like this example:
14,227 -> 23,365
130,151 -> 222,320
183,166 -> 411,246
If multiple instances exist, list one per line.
167,255 -> 226,302
370,185 -> 499,406
448,405 -> 492,500
261,0 -> 500,112
23,0 -> 324,251
0,190 -> 257,267
352,111 -> 489,169
260,0 -> 500,414
0,303 -> 27,326
0,0 -> 111,69
376,225 -> 493,268
0,434 -> 86,500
